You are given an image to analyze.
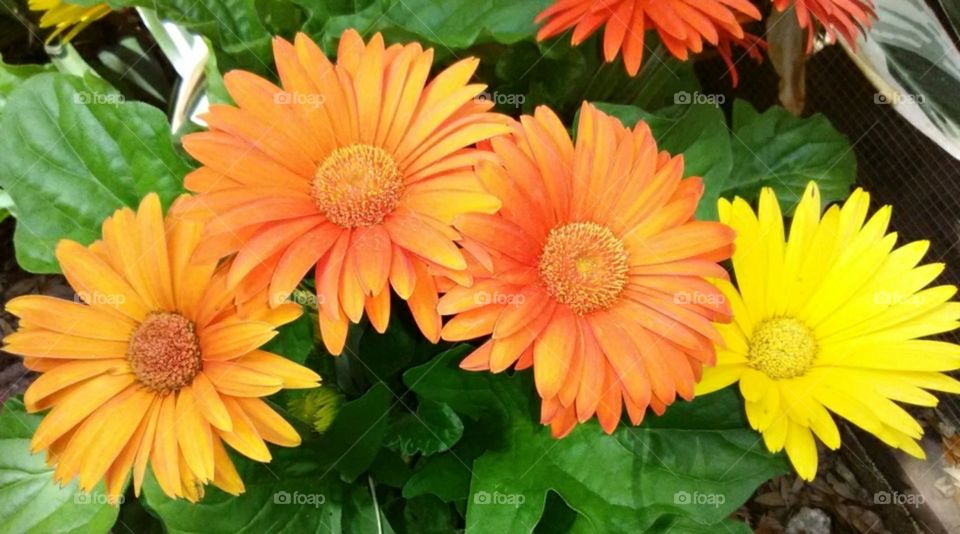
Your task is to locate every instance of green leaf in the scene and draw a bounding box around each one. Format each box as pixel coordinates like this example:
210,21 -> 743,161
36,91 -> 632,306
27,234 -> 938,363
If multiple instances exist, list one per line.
0,73 -> 191,273
0,398 -> 119,533
386,400 -> 464,456
298,0 -> 552,54
403,351 -> 787,533
315,383 -> 393,481
140,446 -> 386,533
403,454 -> 469,504
263,313 -> 316,365
203,41 -> 233,105
342,480 -> 396,534
108,0 -> 281,74
374,0 -> 552,49
355,312 -> 449,390
476,35 -> 698,118
369,449 -> 412,489
593,102 -> 733,220
0,189 -> 12,223
726,100 -> 856,214
402,495 -> 456,534
0,60 -> 53,113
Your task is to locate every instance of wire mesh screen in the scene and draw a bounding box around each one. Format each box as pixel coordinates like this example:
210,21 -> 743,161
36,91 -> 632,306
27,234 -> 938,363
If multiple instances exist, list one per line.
702,43 -> 960,346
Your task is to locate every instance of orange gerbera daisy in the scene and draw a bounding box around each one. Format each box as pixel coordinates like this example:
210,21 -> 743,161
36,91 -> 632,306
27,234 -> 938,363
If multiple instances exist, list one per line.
438,103 -> 735,437
2,194 -> 320,502
179,30 -> 509,356
535,0 -> 762,77
774,0 -> 875,51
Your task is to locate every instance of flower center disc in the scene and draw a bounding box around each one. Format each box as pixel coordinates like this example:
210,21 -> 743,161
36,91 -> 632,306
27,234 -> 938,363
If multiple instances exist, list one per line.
747,317 -> 817,379
538,222 -> 629,315
128,312 -> 202,394
312,144 -> 403,228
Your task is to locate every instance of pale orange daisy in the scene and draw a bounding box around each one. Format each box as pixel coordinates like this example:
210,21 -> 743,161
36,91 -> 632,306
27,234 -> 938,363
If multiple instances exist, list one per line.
535,0 -> 762,77
2,194 -> 320,502
178,30 -> 510,356
439,103 -> 735,437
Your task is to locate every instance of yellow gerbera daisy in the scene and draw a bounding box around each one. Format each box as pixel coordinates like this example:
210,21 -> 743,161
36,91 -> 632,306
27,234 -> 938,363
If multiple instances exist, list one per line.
2,194 -> 320,502
697,182 -> 960,480
29,0 -> 111,43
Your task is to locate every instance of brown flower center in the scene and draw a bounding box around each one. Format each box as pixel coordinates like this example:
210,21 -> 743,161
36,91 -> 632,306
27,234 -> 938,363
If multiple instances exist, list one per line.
538,222 -> 629,315
128,312 -> 202,394
312,144 -> 403,228
747,317 -> 818,380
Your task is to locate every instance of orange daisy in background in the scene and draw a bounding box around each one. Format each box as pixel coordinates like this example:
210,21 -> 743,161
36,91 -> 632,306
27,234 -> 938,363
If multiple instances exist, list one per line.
2,194 -> 320,502
535,0 -> 762,78
439,103 -> 735,437
179,30 -> 509,356
774,0 -> 876,51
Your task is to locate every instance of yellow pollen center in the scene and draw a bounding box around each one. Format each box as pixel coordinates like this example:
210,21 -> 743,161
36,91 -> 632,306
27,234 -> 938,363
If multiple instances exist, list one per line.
312,144 -> 403,228
747,317 -> 817,379
128,312 -> 202,394
538,222 -> 629,315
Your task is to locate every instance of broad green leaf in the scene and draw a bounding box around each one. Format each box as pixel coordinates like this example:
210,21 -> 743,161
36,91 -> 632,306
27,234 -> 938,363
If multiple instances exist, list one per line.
0,398 -> 119,534
142,381 -> 399,533
354,313 -> 450,392
263,313 -> 316,365
480,35 -> 698,118
726,100 -> 856,214
141,446 -> 388,533
369,449 -> 412,489
342,481 -> 396,534
108,0 -> 281,73
401,407 -> 501,506
315,383 -> 392,482
0,60 -> 53,112
0,73 -> 191,273
386,400 -> 464,456
403,350 -> 787,533
403,454 -> 471,504
372,0 -> 552,49
299,0 -> 551,53
0,189 -> 11,223
402,495 -> 456,534
203,41 -> 233,105
593,102 -> 733,220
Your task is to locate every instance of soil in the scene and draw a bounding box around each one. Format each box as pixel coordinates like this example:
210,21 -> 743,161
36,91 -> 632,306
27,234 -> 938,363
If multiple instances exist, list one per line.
0,219 -> 71,404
